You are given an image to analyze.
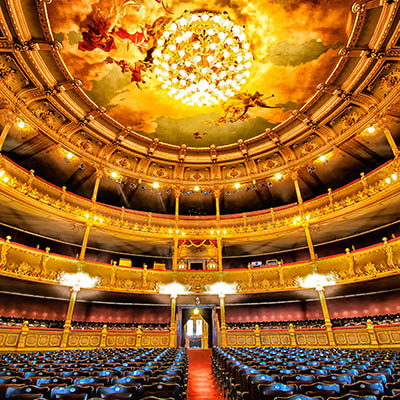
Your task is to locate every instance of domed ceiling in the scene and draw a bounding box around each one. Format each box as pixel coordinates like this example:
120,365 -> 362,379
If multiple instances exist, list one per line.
47,0 -> 354,147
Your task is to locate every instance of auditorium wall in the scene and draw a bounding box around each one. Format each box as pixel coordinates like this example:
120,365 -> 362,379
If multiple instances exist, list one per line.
0,292 -> 170,324
225,289 -> 400,323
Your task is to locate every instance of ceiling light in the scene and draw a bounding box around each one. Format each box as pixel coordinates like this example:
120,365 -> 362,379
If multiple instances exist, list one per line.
99,218 -> 104,223
168,229 -> 173,234
153,11 -> 253,107
193,185 -> 200,192
386,177 -> 391,184
17,119 -> 25,129
193,307 -> 199,315
367,126 -> 376,134
110,171 -> 118,179
2,176 -> 9,183
234,182 -> 241,189
392,173 -> 398,181
153,182 -> 160,189
85,213 -> 90,219
275,173 -> 283,181
319,155 -> 327,163
210,230 -> 215,235
66,152 -> 74,160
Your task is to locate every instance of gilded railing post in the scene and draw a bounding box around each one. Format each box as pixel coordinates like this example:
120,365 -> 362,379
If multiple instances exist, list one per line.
169,294 -> 177,347
327,188 -> 333,208
219,294 -> 227,347
254,324 -> 261,346
317,288 -> 336,347
91,168 -> 103,202
247,263 -> 253,289
366,319 -> 378,346
383,237 -> 395,270
0,235 -> 11,269
61,288 -> 79,348
39,247 -> 50,279
17,321 -> 29,348
288,323 -> 296,347
345,248 -> 355,276
136,325 -> 142,348
100,324 -> 108,347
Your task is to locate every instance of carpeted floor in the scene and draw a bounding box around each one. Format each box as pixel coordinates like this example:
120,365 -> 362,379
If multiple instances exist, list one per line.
187,349 -> 224,400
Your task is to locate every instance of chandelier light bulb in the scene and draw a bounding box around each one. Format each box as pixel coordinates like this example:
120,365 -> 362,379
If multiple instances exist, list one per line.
152,11 -> 253,107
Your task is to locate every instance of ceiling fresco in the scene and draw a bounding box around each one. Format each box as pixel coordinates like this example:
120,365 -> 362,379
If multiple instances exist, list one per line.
47,0 -> 354,147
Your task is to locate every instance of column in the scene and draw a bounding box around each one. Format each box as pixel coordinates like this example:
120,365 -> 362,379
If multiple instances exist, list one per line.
79,222 -> 92,261
172,236 -> 179,271
219,294 -> 227,347
380,119 -> 399,157
217,237 -> 223,271
174,188 -> 180,224
303,223 -> 316,261
317,288 -> 335,346
214,187 -> 221,224
170,295 -> 177,347
61,288 -> 79,347
91,168 -> 104,202
291,170 -> 304,211
0,113 -> 16,152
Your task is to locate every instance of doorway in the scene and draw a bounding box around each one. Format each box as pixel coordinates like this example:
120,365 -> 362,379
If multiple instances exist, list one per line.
178,306 -> 215,348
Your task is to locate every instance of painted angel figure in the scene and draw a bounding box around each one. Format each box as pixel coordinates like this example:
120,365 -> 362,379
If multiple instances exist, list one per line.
213,92 -> 280,125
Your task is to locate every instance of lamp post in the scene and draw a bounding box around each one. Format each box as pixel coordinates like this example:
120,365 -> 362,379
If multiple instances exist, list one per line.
59,272 -> 99,348
298,272 -> 336,347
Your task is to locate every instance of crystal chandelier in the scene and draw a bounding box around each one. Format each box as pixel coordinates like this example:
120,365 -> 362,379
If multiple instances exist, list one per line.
152,11 -> 253,107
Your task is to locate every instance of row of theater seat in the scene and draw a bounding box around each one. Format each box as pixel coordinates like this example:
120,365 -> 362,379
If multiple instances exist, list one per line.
226,313 -> 400,330
0,317 -> 169,331
0,347 -> 188,399
212,346 -> 400,400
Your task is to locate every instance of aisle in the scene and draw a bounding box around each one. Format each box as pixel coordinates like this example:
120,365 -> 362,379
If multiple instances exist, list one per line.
187,349 -> 224,400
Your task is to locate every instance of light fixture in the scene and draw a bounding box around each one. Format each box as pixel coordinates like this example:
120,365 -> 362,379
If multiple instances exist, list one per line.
85,213 -> 90,219
207,281 -> 237,296
59,272 -> 99,291
193,307 -> 200,315
275,173 -> 283,181
0,170 -> 5,177
110,171 -> 118,179
152,182 -> 160,189
210,229 -> 215,235
159,281 -> 188,298
193,185 -> 200,192
386,177 -> 391,184
367,126 -> 376,134
298,272 -> 336,291
234,182 -> 241,189
181,231 -> 185,236
153,11 -> 253,107
17,119 -> 25,129
99,218 -> 104,223
392,173 -> 398,181
222,229 -> 227,235
2,176 -> 9,183
319,155 -> 327,163
168,229 -> 173,234
66,152 -> 74,160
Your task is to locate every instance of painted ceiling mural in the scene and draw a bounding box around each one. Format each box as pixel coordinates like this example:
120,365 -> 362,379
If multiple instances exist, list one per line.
48,0 -> 354,147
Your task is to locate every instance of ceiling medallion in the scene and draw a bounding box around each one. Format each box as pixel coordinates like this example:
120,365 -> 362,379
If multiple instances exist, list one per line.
152,11 -> 253,107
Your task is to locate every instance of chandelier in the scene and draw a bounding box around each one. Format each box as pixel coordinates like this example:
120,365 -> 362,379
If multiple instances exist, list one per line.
152,11 -> 253,107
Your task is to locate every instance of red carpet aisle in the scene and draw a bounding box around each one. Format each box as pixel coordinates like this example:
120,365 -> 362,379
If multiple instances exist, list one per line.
187,349 -> 225,400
